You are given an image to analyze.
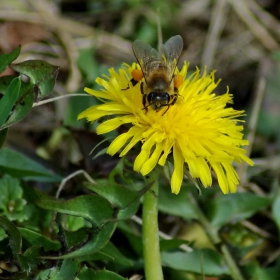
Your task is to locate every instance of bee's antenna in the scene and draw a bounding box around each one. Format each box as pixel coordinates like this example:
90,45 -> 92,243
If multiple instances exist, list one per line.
156,9 -> 163,56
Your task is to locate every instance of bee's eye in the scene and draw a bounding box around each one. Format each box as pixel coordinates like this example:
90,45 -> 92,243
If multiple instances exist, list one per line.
147,92 -> 157,103
148,92 -> 170,103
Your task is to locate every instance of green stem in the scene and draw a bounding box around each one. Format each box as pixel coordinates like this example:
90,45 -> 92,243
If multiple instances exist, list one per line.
142,169 -> 163,280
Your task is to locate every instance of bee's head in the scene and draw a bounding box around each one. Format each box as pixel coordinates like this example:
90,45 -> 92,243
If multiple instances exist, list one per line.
148,92 -> 170,111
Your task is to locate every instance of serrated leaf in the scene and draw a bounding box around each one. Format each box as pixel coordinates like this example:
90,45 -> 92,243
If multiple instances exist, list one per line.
0,216 -> 22,258
35,193 -> 116,259
0,45 -> 21,73
18,228 -> 61,251
0,147 -> 62,182
161,249 -> 229,276
0,76 -> 20,127
10,60 -> 59,97
207,193 -> 271,227
0,76 -> 34,130
85,182 -> 140,219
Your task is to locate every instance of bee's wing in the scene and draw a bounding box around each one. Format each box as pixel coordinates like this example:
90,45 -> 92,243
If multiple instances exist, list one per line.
161,35 -> 183,80
132,40 -> 159,78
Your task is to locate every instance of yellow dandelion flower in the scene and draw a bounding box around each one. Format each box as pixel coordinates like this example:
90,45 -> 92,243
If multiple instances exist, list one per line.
78,62 -> 253,195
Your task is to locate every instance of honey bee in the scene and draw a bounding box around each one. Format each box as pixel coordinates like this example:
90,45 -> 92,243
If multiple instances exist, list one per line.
130,35 -> 183,115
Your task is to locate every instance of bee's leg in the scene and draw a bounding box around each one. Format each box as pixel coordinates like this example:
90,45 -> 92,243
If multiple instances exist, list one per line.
142,99 -> 149,113
122,69 -> 143,90
161,94 -> 178,116
170,93 -> 178,105
141,83 -> 149,113
140,82 -> 145,95
142,96 -> 148,113
122,78 -> 138,91
161,106 -> 170,116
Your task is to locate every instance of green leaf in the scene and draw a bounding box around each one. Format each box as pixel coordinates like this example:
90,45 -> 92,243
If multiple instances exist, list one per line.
158,185 -> 198,220
36,259 -> 79,280
0,76 -> 34,130
161,248 -> 229,276
35,193 -> 116,259
78,250 -> 115,263
207,193 -> 271,227
77,266 -> 127,280
18,228 -> 61,251
0,128 -> 8,149
100,241 -> 132,266
109,157 -> 135,186
79,241 -> 132,266
0,45 -> 21,73
0,147 -> 62,182
63,228 -> 89,249
10,60 -> 59,97
0,216 -> 22,258
86,182 -> 140,219
65,215 -> 85,231
74,265 -> 93,280
18,246 -> 42,272
272,195 -> 280,236
36,194 -> 112,227
0,175 -> 27,221
0,227 -> 7,241
0,76 -> 20,127
248,259 -> 280,280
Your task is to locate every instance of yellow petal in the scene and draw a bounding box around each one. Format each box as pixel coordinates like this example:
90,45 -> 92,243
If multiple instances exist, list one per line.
120,127 -> 146,156
107,132 -> 133,156
84,87 -> 109,99
222,162 -> 239,193
96,116 -> 135,134
158,141 -> 173,166
134,149 -> 150,172
78,105 -> 106,121
171,145 -> 184,194
98,103 -> 130,113
211,162 -> 229,194
141,143 -> 163,176
197,157 -> 212,187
